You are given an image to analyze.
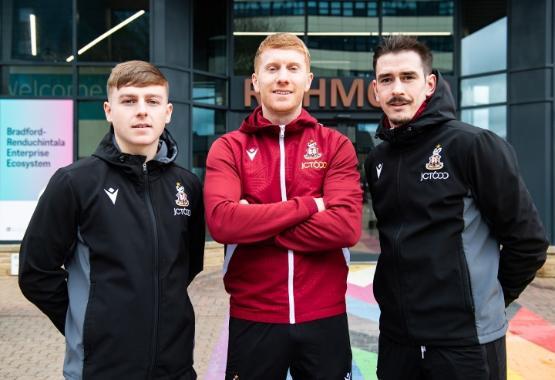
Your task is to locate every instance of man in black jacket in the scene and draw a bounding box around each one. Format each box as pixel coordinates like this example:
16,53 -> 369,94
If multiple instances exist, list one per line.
365,36 -> 548,380
19,61 -> 205,379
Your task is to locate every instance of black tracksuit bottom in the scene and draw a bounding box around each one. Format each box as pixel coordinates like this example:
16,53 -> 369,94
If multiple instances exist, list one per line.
225,314 -> 352,380
377,334 -> 506,380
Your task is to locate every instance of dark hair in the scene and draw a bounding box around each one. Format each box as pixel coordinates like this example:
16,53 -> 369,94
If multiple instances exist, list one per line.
373,36 -> 433,75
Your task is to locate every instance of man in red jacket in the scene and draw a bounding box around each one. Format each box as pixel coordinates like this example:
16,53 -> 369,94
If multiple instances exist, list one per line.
204,33 -> 362,379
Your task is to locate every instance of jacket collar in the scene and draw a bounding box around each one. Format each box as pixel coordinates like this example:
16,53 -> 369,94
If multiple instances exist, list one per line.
239,106 -> 319,135
93,127 -> 178,170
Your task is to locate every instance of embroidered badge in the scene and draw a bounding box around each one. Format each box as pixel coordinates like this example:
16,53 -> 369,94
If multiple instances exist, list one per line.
303,139 -> 322,160
425,144 -> 444,171
175,182 -> 190,207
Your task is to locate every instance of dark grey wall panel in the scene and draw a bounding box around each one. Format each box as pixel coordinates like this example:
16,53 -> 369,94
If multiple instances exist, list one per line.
164,0 -> 191,67
508,0 -> 554,240
151,1 -> 193,171
509,103 -> 552,230
509,0 -> 551,69
152,0 -> 191,67
510,68 -> 552,104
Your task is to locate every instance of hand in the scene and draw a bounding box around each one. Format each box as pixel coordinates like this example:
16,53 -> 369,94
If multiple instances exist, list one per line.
239,199 -> 249,205
314,197 -> 325,212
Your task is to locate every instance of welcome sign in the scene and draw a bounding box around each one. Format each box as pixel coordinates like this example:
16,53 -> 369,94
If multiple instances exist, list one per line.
0,99 -> 73,241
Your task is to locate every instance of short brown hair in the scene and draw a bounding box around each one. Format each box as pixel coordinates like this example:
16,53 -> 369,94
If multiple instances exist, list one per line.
254,33 -> 311,71
373,36 -> 433,75
107,60 -> 168,97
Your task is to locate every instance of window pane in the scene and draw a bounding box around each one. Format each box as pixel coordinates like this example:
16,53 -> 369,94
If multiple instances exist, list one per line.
194,0 -> 227,74
1,66 -> 73,97
78,101 -> 109,158
78,67 -> 111,97
233,0 -> 305,75
192,107 -> 225,180
308,36 -> 379,77
193,74 -> 227,106
382,1 -> 454,74
234,35 -> 265,75
11,0 -> 72,62
307,1 -> 378,77
461,17 -> 506,76
461,106 -> 506,139
308,0 -> 378,32
460,73 -> 506,107
76,0 -> 149,62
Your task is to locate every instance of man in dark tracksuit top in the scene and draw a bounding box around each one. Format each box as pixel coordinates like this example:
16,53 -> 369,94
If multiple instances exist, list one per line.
19,61 -> 205,379
365,36 -> 548,380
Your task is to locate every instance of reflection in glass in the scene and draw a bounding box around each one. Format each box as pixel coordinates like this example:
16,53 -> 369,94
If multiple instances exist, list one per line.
11,0 -> 72,61
234,0 -> 305,31
76,0 -> 149,62
308,36 -> 379,77
461,74 -> 506,107
307,1 -> 378,31
233,1 -> 305,75
307,1 -> 378,76
382,0 -> 454,74
193,75 -> 227,106
194,0 -> 227,73
78,67 -> 111,97
78,101 -> 110,158
461,106 -> 506,139
1,66 -> 72,96
192,107 -> 226,180
234,35 -> 266,75
461,17 -> 506,76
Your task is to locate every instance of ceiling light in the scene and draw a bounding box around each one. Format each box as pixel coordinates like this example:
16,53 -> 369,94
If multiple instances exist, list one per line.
66,10 -> 145,62
29,14 -> 37,56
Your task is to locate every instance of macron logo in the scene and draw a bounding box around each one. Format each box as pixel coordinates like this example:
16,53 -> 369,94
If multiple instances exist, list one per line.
247,147 -> 258,161
104,187 -> 119,205
376,163 -> 383,179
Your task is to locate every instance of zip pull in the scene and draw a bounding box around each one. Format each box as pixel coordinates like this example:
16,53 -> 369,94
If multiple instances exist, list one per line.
421,345 -> 426,359
279,124 -> 285,138
142,162 -> 147,174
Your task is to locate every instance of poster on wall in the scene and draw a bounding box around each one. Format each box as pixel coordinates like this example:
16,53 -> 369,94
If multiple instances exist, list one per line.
0,99 -> 73,241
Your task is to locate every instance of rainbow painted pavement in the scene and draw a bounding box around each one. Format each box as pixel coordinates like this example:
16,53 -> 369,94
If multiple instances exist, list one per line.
203,264 -> 555,379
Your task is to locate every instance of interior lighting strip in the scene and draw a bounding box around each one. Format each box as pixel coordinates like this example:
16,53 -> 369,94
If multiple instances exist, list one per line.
66,9 -> 145,62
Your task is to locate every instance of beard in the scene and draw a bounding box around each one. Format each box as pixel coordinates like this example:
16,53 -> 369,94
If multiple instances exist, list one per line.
385,96 -> 414,128
388,115 -> 412,128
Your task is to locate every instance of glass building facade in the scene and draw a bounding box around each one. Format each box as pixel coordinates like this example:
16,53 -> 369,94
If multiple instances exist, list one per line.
1,0 -> 554,250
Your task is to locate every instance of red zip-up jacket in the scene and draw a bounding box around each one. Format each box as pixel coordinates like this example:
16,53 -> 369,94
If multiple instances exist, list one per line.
204,106 -> 362,324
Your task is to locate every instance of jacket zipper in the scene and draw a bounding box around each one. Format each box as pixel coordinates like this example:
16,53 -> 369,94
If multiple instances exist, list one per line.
394,153 -> 411,340
143,162 -> 160,376
279,124 -> 295,324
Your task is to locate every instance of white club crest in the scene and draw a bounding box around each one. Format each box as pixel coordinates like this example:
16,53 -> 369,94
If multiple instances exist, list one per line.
425,144 -> 444,171
175,182 -> 190,207
304,139 -> 322,160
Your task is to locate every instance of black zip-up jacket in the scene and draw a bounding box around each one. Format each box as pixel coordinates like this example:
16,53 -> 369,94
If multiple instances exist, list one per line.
365,72 -> 548,346
19,129 -> 205,379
